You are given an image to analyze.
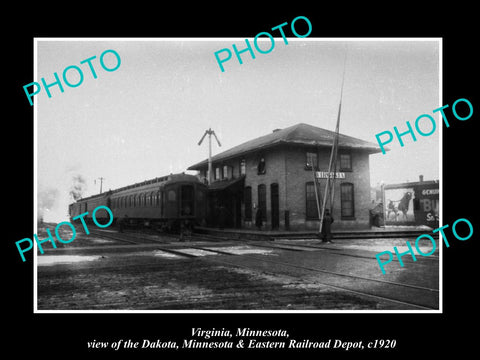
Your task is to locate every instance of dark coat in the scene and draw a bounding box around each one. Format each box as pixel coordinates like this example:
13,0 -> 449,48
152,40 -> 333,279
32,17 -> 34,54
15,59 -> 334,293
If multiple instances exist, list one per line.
321,213 -> 334,240
255,208 -> 263,228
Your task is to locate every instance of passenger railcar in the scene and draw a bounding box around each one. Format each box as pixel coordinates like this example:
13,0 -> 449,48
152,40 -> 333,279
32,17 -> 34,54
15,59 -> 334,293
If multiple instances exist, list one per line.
69,173 -> 207,232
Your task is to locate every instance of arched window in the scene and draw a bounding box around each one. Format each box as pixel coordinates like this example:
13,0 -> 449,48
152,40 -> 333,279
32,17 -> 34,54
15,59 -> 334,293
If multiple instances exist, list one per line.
257,184 -> 266,221
305,182 -> 319,219
244,186 -> 252,221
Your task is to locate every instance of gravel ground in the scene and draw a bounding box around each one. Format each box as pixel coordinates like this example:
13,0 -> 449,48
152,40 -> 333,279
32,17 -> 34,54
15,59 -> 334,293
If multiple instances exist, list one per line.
35,228 -> 439,311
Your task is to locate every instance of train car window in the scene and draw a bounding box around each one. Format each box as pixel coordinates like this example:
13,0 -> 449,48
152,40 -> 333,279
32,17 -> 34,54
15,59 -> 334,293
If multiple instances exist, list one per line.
160,191 -> 165,216
168,190 -> 176,202
197,189 -> 204,201
181,185 -> 194,216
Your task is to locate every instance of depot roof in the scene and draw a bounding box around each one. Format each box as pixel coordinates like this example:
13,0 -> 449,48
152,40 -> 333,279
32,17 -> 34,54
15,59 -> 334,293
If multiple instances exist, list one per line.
188,123 -> 383,170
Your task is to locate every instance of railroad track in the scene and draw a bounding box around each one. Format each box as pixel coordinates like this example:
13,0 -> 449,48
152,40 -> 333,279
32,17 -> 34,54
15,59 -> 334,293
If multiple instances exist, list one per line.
188,232 -> 440,263
87,229 -> 439,310
194,227 -> 439,241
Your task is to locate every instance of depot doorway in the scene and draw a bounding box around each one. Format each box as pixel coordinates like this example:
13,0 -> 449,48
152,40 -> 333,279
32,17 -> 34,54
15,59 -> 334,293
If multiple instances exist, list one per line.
271,183 -> 279,230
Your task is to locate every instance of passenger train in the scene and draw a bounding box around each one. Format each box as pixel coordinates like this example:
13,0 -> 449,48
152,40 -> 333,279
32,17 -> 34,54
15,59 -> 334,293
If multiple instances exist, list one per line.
69,173 -> 208,232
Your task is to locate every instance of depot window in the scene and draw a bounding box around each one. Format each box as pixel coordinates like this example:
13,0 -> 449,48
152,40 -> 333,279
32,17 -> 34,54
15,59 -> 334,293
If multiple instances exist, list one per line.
339,152 -> 352,171
305,182 -> 320,219
240,159 -> 246,176
340,182 -> 355,218
257,157 -> 266,175
305,152 -> 318,170
223,165 -> 233,180
244,186 -> 252,221
215,167 -> 222,180
257,184 -> 267,220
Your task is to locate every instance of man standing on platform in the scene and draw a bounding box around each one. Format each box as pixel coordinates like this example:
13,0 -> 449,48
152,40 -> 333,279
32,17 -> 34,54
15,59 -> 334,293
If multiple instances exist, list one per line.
321,209 -> 334,243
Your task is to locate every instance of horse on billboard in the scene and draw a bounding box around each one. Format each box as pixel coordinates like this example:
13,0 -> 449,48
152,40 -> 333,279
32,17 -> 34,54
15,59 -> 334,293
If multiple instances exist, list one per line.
397,192 -> 412,221
386,192 -> 412,221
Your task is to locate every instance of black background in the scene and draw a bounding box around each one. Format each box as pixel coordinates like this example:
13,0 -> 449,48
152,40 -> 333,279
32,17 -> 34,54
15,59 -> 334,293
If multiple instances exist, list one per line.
6,4 -> 478,358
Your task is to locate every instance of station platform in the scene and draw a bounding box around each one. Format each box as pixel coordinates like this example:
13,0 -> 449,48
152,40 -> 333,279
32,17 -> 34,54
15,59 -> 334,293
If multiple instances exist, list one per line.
194,225 -> 434,241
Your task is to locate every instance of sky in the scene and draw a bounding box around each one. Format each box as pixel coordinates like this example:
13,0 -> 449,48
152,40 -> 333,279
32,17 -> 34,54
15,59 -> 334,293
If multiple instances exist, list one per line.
36,38 -> 440,222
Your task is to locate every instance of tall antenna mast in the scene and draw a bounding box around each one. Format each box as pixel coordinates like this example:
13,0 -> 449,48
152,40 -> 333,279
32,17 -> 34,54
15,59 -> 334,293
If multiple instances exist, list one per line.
198,128 -> 221,184
319,48 -> 347,234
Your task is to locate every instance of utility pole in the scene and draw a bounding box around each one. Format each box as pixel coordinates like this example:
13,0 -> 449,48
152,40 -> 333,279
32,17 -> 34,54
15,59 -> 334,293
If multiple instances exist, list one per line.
198,128 -> 221,184
95,177 -> 105,194
319,48 -> 347,234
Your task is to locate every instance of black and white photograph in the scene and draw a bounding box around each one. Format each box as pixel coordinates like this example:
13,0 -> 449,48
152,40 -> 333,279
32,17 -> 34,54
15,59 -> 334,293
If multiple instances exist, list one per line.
7,7 -> 478,357
33,38 -> 440,312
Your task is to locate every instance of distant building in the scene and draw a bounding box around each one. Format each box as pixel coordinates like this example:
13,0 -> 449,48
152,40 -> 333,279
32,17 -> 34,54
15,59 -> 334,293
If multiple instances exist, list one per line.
188,123 -> 382,230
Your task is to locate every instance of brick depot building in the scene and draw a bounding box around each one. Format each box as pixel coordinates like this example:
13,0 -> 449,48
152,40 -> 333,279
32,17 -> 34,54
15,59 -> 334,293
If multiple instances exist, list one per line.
188,123 -> 382,231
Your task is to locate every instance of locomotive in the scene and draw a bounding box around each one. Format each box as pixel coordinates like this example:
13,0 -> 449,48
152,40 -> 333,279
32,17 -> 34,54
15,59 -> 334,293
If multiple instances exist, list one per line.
69,173 -> 207,232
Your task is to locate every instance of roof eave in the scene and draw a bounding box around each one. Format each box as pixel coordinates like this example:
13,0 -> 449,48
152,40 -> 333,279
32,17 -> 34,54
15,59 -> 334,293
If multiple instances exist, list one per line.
188,141 -> 384,170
